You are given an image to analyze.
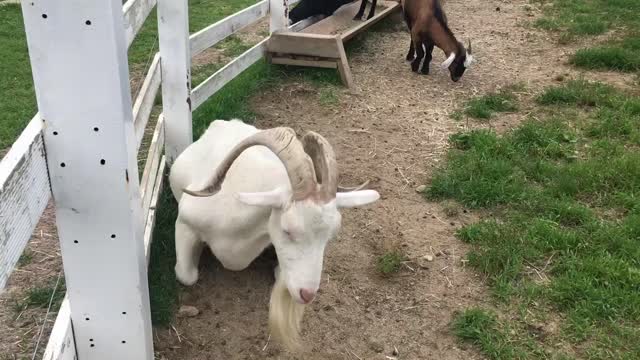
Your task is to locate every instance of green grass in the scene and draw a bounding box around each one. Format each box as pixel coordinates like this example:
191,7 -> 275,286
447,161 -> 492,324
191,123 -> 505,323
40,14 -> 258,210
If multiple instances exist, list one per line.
0,5 -> 36,149
376,252 -> 405,275
17,250 -> 33,267
12,278 -> 66,314
429,80 -> 640,359
462,87 -> 519,120
534,0 -> 640,72
452,308 -> 549,359
570,36 -> 640,72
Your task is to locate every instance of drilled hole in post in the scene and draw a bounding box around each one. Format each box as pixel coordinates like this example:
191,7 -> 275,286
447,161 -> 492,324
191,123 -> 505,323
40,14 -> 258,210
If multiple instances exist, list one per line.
53,131 -> 58,136
85,20 -> 92,25
41,14 -> 47,18
73,240 -> 78,244
85,317 -> 90,321
89,339 -> 94,342
100,159 -> 106,165
121,341 -> 126,344
90,344 -> 95,348
122,312 -> 127,315
93,127 -> 99,132
111,234 -> 116,239
60,163 -> 66,168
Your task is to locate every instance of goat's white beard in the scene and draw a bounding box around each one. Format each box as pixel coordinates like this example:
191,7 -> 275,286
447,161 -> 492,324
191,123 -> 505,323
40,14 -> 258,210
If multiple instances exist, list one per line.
268,272 -> 306,351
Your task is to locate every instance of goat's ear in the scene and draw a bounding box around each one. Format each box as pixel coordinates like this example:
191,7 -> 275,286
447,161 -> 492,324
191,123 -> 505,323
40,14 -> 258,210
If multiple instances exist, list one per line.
235,187 -> 289,208
336,190 -> 380,208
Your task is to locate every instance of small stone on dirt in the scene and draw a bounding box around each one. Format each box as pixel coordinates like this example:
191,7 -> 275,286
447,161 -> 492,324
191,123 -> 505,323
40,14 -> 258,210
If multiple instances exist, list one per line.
423,254 -> 434,262
415,185 -> 427,193
178,305 -> 200,318
368,338 -> 384,353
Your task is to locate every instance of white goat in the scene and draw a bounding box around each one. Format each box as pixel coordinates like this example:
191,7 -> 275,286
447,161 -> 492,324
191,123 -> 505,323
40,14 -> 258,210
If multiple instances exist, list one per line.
169,119 -> 380,350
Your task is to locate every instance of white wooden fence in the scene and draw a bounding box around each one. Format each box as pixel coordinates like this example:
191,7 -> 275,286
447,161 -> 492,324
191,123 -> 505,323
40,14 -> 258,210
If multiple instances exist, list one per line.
0,0 -> 319,358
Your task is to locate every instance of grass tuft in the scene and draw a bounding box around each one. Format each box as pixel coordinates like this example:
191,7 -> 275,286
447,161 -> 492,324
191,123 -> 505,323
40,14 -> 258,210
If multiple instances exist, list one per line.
377,252 -> 405,275
462,87 -> 519,120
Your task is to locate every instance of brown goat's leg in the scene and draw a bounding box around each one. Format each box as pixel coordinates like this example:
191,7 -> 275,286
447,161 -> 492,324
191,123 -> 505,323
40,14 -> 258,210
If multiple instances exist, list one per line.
353,0 -> 368,20
420,41 -> 435,75
366,0 -> 377,20
406,39 -> 415,62
411,40 -> 424,73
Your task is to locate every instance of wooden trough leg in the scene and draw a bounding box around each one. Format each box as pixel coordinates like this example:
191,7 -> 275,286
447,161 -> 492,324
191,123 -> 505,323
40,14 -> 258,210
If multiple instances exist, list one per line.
335,37 -> 354,88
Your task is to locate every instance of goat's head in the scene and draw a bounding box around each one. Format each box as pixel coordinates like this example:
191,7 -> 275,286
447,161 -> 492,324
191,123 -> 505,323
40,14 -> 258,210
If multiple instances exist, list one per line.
183,128 -> 379,305
441,39 -> 474,82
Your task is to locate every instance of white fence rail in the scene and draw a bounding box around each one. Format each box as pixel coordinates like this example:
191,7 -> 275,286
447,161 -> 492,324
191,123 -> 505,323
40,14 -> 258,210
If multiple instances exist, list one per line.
190,0 -> 269,57
0,115 -> 50,291
123,0 -> 158,47
1,0 -> 322,358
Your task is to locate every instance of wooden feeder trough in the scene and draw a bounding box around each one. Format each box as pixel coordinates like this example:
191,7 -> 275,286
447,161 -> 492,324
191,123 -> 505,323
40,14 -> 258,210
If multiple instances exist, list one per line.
266,1 -> 401,88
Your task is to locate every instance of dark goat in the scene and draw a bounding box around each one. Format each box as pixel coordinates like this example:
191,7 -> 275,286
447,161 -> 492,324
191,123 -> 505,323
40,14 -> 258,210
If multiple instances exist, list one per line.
289,0 -> 356,24
353,0 -> 377,21
402,0 -> 474,82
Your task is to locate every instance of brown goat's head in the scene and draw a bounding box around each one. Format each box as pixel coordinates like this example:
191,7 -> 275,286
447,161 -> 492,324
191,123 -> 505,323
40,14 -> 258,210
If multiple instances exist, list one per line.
442,40 -> 474,82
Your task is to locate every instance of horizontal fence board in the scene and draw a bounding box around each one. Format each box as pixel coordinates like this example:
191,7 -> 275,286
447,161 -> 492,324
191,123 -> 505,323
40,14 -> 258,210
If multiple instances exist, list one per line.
144,156 -> 165,264
190,0 -> 268,58
42,297 -> 76,360
123,0 -> 157,48
191,39 -> 267,110
141,115 -> 164,223
0,114 -> 50,291
133,53 -> 162,151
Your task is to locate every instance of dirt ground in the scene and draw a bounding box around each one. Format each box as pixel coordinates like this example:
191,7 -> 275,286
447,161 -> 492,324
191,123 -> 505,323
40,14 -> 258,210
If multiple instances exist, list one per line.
1,0 -> 638,359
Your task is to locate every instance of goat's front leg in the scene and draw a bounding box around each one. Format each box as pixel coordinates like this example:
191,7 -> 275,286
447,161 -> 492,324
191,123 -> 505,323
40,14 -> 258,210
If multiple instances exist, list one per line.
411,40 -> 425,73
406,38 -> 415,62
421,41 -> 435,75
366,0 -> 377,20
353,0 -> 368,20
174,219 -> 205,286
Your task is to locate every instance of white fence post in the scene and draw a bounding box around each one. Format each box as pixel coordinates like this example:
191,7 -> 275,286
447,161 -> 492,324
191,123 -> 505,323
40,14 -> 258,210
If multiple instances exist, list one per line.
20,0 -> 154,359
269,0 -> 289,33
158,0 -> 193,164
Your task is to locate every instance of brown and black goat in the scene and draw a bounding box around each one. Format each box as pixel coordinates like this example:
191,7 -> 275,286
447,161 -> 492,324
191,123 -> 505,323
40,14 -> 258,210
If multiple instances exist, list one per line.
401,0 -> 474,82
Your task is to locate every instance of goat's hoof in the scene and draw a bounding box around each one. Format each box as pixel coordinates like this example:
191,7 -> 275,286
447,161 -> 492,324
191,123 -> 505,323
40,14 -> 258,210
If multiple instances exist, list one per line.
406,56 -> 414,62
175,266 -> 199,286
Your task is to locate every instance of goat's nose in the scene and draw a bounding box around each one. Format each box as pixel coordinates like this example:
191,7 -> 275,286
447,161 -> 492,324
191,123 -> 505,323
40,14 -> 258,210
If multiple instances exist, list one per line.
299,288 -> 316,304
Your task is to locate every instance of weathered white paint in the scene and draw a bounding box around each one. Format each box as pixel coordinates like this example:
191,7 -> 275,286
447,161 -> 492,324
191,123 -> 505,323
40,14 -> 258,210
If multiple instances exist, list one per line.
191,39 -> 267,110
123,0 -> 157,47
144,156 -> 165,264
21,0 -> 153,358
133,53 -> 162,151
140,115 -> 165,224
270,0 -> 289,33
42,297 -> 76,360
157,0 -> 192,165
190,0 -> 268,58
0,114 -> 50,292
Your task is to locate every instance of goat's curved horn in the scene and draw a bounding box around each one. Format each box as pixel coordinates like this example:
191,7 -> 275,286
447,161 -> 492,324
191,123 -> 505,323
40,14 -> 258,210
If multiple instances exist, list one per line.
301,131 -> 338,201
337,180 -> 370,192
441,52 -> 456,69
183,127 -> 317,200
